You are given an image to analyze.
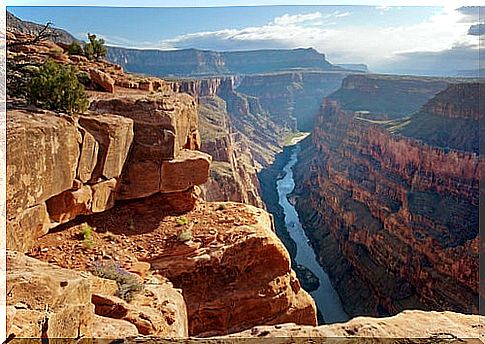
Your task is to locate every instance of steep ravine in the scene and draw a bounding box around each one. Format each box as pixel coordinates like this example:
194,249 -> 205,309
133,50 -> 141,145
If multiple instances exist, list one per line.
277,143 -> 348,324
292,80 -> 481,317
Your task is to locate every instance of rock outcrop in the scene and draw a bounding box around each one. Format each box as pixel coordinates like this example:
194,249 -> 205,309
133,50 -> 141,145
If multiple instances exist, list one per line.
28,201 -> 317,337
6,28 -> 318,339
7,100 -> 210,252
227,310 -> 484,340
293,81 -> 481,317
6,251 -> 188,339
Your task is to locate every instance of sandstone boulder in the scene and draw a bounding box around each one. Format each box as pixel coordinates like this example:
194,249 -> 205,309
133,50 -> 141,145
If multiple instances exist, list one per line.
7,203 -> 51,252
160,149 -> 212,193
91,178 -> 118,212
46,178 -> 118,224
7,110 -> 80,220
46,185 -> 92,224
79,114 -> 134,181
89,93 -> 199,159
89,68 -> 115,93
7,251 -> 94,338
92,276 -> 188,337
91,315 -> 139,338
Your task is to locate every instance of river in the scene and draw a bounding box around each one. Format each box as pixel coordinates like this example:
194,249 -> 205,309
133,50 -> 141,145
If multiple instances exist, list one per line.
276,143 -> 349,324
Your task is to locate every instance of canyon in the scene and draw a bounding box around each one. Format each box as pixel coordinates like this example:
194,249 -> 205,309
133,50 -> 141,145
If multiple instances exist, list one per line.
293,77 -> 482,317
6,29 -> 317,338
5,11 -> 483,342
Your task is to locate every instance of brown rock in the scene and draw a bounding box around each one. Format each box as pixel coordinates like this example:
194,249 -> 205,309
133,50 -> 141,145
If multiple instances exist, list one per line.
7,110 -> 80,220
69,55 -> 89,63
7,251 -> 94,338
46,185 -> 92,224
160,149 -> 212,193
228,310 -> 484,340
119,159 -> 162,200
89,93 -> 200,160
77,127 -> 99,183
91,315 -> 139,338
79,114 -> 134,181
138,80 -> 153,91
89,93 -> 201,199
92,277 -> 188,337
87,275 -> 119,296
89,68 -> 115,93
91,178 -> 118,213
7,203 -> 50,252
129,261 -> 151,278
149,203 -> 317,336
6,306 -> 44,338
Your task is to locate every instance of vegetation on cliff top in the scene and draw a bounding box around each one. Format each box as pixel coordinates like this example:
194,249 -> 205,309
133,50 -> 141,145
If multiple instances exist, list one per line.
27,59 -> 89,114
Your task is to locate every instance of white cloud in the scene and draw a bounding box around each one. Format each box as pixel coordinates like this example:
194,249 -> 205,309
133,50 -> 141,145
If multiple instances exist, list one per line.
153,7 -> 478,72
273,12 -> 322,25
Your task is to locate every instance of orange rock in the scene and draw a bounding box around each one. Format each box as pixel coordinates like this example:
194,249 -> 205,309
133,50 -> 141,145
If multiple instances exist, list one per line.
149,203 -> 317,336
89,68 -> 115,93
160,149 -> 212,193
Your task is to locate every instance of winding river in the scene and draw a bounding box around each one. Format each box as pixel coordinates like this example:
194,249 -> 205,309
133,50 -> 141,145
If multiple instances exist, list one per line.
276,143 -> 349,324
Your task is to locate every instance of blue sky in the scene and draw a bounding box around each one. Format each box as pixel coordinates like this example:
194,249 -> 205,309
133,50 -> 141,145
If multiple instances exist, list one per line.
7,4 -> 482,73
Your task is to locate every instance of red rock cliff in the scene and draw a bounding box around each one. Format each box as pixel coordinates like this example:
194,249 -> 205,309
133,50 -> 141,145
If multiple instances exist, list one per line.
293,83 -> 481,316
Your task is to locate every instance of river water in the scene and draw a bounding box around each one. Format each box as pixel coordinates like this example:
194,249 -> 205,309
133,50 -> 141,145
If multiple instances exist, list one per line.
276,143 -> 349,324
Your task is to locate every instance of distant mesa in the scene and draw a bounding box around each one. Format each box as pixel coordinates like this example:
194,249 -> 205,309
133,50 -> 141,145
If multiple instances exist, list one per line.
106,46 -> 352,77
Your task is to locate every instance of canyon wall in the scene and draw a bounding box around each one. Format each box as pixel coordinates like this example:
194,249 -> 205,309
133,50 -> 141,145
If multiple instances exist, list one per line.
107,46 -> 339,77
293,80 -> 482,317
171,71 -> 351,206
236,71 -> 350,131
329,74 -> 449,119
6,30 -> 317,338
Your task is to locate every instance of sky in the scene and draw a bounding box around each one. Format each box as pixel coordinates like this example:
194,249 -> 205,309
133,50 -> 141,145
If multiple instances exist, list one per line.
7,3 -> 484,75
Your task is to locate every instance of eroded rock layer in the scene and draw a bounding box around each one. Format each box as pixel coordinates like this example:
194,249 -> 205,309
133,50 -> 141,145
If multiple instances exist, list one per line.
293,81 -> 481,316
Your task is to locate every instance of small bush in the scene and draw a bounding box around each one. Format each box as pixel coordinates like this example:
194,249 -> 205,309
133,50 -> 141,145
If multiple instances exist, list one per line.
84,33 -> 107,60
81,223 -> 94,249
178,229 -> 193,242
92,261 -> 144,302
128,218 -> 135,230
176,217 -> 189,226
27,60 -> 89,114
67,41 -> 84,56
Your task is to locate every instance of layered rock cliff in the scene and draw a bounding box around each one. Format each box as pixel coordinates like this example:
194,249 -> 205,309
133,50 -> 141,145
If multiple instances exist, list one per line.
328,74 -> 449,120
171,71 -> 351,206
236,71 -> 351,131
107,46 -> 339,77
293,80 -> 482,317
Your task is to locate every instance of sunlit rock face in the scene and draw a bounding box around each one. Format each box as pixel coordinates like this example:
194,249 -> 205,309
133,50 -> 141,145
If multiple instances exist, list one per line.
293,79 -> 481,317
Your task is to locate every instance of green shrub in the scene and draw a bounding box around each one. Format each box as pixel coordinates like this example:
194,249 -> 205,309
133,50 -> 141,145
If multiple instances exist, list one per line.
81,223 -> 94,249
84,33 -> 107,60
27,60 -> 89,114
176,217 -> 189,226
92,262 -> 144,302
67,41 -> 84,56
